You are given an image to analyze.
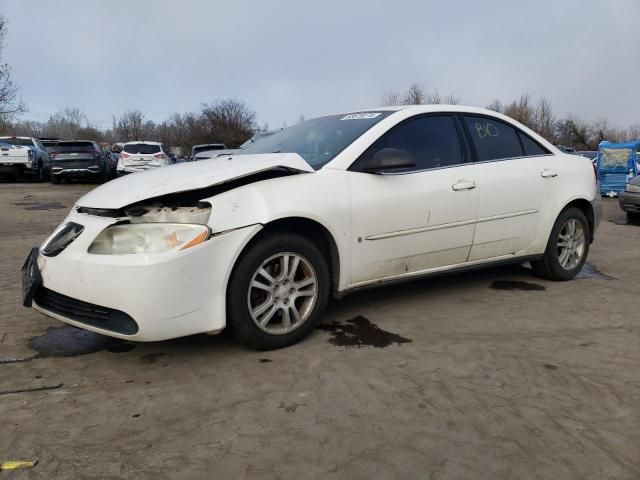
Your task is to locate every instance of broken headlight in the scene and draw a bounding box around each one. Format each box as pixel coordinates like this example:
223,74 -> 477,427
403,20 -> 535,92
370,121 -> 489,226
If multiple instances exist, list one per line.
88,223 -> 210,255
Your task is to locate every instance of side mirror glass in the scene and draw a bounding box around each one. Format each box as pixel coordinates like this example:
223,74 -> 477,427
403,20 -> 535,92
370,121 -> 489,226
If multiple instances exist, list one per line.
361,148 -> 416,173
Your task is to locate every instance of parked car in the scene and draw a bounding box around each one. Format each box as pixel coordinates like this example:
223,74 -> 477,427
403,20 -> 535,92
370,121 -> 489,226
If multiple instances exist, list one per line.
193,148 -> 239,160
23,105 -> 600,350
117,141 -> 172,175
0,136 -> 50,181
619,175 -> 640,221
189,143 -> 226,161
49,140 -> 110,183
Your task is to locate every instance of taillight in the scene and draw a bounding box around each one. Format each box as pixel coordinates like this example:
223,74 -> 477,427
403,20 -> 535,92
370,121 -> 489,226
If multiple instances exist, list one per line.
154,153 -> 167,160
121,152 -> 129,159
87,149 -> 99,157
592,161 -> 598,183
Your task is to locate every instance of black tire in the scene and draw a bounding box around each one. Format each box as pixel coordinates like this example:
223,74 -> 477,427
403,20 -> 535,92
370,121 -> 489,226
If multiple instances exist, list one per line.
227,232 -> 330,350
35,162 -> 45,182
51,174 -> 60,184
627,211 -> 640,222
531,207 -> 590,281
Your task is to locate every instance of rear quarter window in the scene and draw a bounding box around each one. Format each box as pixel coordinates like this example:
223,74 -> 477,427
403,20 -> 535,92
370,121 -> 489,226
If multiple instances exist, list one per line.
518,132 -> 550,156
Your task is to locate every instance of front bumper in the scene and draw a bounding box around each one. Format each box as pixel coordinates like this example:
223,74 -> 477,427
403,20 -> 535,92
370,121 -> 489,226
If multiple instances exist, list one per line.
51,163 -> 102,176
619,191 -> 640,213
31,210 -> 261,341
117,164 -> 163,174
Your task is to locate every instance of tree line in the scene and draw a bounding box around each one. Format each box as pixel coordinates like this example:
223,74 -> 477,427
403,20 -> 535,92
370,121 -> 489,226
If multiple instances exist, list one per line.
1,99 -> 258,152
383,83 -> 640,151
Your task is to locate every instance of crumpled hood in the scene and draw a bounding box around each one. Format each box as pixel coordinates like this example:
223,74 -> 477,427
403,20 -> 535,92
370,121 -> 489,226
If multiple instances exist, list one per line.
77,153 -> 314,209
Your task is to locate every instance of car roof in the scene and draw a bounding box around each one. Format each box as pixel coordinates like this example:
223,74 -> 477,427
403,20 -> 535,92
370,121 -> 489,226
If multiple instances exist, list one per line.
124,141 -> 162,145
0,136 -> 35,139
193,143 -> 225,148
340,104 -> 510,116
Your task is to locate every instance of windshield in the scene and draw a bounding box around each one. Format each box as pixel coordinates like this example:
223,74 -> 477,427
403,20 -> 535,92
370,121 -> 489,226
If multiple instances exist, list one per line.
0,138 -> 34,147
237,112 -> 393,169
240,131 -> 276,149
124,143 -> 161,154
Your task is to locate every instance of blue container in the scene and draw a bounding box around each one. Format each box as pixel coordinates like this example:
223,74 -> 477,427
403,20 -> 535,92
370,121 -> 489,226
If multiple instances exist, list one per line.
597,141 -> 639,196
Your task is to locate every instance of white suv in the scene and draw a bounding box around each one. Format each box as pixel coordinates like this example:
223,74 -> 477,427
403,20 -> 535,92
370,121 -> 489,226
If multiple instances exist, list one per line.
117,141 -> 172,175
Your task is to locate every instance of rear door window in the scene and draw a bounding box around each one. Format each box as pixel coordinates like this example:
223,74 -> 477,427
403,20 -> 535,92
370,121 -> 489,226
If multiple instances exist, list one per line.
463,115 -> 523,161
124,144 -> 161,154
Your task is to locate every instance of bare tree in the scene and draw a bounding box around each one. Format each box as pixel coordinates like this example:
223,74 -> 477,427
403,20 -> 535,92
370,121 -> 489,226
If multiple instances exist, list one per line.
403,83 -> 426,105
201,98 -> 256,147
382,84 -> 459,106
115,110 -> 147,141
0,14 -> 26,121
381,90 -> 402,106
534,98 -> 555,140
486,99 -> 503,112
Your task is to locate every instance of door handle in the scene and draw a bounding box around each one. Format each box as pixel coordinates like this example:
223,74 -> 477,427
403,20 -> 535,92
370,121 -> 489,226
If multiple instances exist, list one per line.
541,169 -> 558,178
452,180 -> 476,191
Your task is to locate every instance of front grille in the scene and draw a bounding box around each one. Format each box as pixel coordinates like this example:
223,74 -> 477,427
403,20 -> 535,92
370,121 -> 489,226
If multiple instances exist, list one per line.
41,223 -> 84,257
34,287 -> 139,335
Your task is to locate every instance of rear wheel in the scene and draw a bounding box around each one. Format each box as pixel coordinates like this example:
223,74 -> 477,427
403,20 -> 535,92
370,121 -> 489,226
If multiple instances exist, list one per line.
35,162 -> 45,182
627,211 -> 640,222
227,232 -> 330,350
51,174 -> 60,184
531,207 -> 590,281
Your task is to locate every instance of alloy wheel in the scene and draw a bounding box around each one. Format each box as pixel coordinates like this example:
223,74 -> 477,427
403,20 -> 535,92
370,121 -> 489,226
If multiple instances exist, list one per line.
247,252 -> 318,335
557,218 -> 585,270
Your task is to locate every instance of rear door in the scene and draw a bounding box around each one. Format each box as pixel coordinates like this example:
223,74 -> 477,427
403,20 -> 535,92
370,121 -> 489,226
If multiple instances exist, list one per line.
461,114 -> 555,260
347,114 -> 479,285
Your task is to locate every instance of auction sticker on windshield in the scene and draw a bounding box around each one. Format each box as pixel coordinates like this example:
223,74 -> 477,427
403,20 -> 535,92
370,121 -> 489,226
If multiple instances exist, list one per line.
340,113 -> 382,120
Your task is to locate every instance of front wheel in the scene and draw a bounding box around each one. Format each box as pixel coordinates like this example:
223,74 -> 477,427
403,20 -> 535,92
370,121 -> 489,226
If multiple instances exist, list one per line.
531,207 -> 590,281
51,174 -> 61,184
35,162 -> 45,182
227,232 -> 330,350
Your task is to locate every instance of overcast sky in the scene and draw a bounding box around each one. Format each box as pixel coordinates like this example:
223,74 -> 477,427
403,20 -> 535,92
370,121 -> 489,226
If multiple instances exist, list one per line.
2,0 -> 639,129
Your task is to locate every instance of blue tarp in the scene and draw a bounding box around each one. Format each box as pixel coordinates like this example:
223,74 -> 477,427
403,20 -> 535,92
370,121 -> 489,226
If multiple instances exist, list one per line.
596,140 -> 639,196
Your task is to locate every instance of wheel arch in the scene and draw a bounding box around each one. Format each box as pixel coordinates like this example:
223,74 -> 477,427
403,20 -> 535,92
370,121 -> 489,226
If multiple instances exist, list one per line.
561,198 -> 595,242
230,216 -> 342,297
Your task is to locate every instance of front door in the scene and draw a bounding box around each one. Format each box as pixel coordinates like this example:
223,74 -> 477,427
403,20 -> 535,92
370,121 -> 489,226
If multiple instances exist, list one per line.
347,114 -> 479,286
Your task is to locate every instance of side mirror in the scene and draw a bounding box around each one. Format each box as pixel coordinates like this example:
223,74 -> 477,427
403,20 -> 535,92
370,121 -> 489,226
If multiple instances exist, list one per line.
361,148 -> 416,173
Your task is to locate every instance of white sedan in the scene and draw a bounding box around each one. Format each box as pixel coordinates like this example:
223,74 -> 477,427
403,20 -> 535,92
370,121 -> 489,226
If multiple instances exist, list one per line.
22,105 -> 600,350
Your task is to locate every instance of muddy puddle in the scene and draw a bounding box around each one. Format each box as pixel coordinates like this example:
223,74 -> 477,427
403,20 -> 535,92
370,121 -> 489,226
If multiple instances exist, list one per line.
317,316 -> 412,349
29,325 -> 135,358
490,280 -> 546,291
15,201 -> 66,211
576,263 -> 617,280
